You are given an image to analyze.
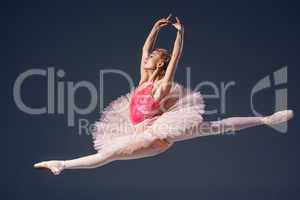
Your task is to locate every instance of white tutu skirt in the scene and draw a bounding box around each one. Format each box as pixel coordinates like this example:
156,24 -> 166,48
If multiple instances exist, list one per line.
92,82 -> 205,153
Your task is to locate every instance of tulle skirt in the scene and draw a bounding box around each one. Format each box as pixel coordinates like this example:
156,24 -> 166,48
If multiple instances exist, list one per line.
92,82 -> 205,152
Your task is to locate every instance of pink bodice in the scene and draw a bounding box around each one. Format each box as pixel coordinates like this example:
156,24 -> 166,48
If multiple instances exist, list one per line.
129,81 -> 161,125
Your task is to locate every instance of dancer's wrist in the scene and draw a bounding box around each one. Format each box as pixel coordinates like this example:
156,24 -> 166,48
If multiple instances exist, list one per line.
177,29 -> 184,34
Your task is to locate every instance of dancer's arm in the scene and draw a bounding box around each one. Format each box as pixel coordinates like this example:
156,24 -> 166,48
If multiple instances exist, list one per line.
163,17 -> 184,82
140,15 -> 171,84
162,17 -> 184,86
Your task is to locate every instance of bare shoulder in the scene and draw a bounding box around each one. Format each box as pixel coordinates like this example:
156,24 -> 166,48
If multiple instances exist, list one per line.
153,80 -> 173,101
160,80 -> 173,92
138,78 -> 148,87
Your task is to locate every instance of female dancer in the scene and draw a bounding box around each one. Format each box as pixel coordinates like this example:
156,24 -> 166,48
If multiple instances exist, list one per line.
34,15 -> 294,175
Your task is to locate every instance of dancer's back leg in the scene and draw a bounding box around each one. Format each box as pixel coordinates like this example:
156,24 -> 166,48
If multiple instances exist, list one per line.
34,139 -> 173,175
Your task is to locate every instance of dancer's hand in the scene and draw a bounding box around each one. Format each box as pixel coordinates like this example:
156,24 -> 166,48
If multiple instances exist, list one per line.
153,14 -> 172,31
34,160 -> 65,175
172,16 -> 184,32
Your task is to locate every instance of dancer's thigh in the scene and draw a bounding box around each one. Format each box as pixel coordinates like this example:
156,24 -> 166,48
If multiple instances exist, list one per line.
117,139 -> 173,160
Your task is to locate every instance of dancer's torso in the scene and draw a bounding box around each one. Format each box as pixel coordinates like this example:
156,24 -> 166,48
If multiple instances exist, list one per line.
129,80 -> 162,125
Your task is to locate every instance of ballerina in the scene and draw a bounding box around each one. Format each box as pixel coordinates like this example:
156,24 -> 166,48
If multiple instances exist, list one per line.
34,15 -> 294,175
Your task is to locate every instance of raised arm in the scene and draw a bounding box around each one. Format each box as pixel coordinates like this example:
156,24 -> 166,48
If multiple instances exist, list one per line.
140,15 -> 171,84
162,17 -> 184,84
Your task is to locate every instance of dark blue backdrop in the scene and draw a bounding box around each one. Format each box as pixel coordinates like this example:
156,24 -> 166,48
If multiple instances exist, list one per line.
2,0 -> 300,199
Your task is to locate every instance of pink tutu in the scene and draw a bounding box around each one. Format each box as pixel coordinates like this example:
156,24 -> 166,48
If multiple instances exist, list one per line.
92,82 -> 205,152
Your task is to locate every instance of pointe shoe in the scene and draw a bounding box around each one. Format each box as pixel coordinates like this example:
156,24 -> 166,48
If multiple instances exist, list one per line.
261,110 -> 294,125
34,161 -> 65,175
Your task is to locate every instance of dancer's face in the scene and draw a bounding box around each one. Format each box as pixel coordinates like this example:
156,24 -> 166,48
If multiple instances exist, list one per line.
143,50 -> 166,70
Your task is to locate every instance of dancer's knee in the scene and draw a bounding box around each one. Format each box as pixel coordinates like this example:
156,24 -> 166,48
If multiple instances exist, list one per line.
151,139 -> 173,153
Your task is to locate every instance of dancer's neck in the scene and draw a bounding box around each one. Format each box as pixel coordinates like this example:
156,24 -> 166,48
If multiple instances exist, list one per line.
147,68 -> 164,83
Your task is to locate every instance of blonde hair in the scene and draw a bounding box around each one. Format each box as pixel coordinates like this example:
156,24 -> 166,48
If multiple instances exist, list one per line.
153,48 -> 171,72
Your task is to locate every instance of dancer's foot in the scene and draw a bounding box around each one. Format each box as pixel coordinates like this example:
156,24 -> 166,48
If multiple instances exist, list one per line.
261,110 -> 294,125
34,160 -> 65,175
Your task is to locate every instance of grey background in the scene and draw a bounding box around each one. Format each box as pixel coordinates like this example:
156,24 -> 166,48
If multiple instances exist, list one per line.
2,0 -> 300,199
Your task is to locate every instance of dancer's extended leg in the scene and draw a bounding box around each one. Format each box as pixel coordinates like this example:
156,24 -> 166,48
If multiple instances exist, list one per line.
173,110 -> 294,142
34,149 -> 117,175
34,139 -> 172,175
34,110 -> 293,174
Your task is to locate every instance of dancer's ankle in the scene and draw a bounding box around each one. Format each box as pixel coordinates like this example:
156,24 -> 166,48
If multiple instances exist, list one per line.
261,115 -> 272,125
61,160 -> 66,170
